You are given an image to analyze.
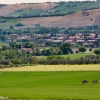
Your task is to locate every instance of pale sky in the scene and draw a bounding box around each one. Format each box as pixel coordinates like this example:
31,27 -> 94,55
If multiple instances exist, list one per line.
0,0 -> 71,4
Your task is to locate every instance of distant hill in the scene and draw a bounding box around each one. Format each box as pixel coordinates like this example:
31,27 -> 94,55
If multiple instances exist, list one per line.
1,1 -> 100,17
1,2 -> 100,29
0,3 -> 57,16
18,9 -> 100,28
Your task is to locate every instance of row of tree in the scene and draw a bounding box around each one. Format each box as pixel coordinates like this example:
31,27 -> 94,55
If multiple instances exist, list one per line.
39,55 -> 100,65
0,41 -> 100,67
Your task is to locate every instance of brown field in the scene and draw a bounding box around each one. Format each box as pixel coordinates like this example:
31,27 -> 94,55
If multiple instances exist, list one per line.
0,3 -> 57,16
1,3 -> 100,28
0,64 -> 100,71
18,9 -> 100,28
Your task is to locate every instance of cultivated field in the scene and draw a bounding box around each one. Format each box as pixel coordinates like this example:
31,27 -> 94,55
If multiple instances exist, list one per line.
1,9 -> 100,29
0,64 -> 100,71
0,3 -> 57,16
0,71 -> 100,100
19,9 -> 100,28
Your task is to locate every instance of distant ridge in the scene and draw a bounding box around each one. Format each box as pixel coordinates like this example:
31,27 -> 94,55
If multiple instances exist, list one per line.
0,2 -> 100,29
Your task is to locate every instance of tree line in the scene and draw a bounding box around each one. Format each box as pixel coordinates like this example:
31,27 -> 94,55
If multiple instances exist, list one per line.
0,42 -> 100,67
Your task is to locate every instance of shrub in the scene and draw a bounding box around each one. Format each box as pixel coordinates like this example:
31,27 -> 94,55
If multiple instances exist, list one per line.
75,51 -> 79,53
15,23 -> 24,27
93,48 -> 100,55
12,58 -> 21,64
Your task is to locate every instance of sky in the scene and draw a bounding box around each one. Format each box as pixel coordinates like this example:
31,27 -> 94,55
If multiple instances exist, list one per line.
0,0 -> 71,4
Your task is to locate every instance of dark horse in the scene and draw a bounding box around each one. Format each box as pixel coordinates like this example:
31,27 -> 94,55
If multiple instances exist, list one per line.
82,79 -> 88,84
92,79 -> 98,83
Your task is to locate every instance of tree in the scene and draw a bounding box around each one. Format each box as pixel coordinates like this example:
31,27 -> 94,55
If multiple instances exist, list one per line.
93,48 -> 100,55
89,48 -> 92,52
79,46 -> 86,53
12,58 -> 21,64
10,26 -> 14,29
57,50 -> 63,55
23,42 -> 34,48
60,42 -> 72,54
35,47 -> 41,56
42,48 -> 52,56
9,42 -> 18,49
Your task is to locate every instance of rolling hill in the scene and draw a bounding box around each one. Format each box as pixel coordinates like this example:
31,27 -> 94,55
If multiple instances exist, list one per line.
19,9 -> 100,28
0,2 -> 100,29
0,3 -> 57,16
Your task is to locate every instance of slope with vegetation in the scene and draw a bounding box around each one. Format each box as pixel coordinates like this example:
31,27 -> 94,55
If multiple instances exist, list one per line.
1,1 -> 100,29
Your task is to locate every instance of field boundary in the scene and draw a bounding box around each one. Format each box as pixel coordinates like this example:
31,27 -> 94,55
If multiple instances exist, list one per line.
0,64 -> 100,71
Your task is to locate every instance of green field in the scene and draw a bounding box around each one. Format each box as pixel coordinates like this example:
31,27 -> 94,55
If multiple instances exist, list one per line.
0,71 -> 100,99
36,52 -> 95,60
9,9 -> 44,17
0,18 -> 19,29
52,2 -> 100,15
0,42 -> 9,48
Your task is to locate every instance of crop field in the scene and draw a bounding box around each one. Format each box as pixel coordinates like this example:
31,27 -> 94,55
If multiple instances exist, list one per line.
0,65 -> 100,100
36,52 -> 94,60
0,64 -> 100,71
53,2 -> 100,14
9,9 -> 44,17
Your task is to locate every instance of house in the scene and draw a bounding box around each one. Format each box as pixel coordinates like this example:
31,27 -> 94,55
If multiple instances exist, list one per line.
21,48 -> 33,53
17,35 -> 31,42
10,34 -> 18,41
5,38 -> 12,43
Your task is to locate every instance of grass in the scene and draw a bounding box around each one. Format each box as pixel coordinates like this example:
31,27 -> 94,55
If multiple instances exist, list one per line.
9,9 -> 44,17
52,2 -> 100,15
0,71 -> 100,99
36,52 -> 95,60
0,18 -> 19,29
0,42 -> 9,48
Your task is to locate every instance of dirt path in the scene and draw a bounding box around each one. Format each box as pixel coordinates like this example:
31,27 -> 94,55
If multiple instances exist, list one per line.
0,65 -> 100,71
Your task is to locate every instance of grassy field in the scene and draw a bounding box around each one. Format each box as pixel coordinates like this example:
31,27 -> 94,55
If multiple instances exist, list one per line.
0,71 -> 100,99
9,9 -> 44,17
0,18 -> 19,29
36,52 -> 95,60
52,2 -> 100,15
0,42 -> 9,48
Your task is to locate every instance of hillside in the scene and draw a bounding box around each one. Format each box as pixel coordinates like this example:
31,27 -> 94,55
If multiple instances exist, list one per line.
1,2 -> 100,29
0,3 -> 57,16
1,9 -> 100,29
19,9 -> 100,28
1,1 -> 100,17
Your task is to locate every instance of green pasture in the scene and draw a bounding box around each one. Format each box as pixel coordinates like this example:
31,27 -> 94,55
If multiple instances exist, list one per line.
0,18 -> 19,29
0,71 -> 100,99
36,52 -> 95,60
9,9 -> 44,17
53,2 -> 100,15
0,42 -> 9,48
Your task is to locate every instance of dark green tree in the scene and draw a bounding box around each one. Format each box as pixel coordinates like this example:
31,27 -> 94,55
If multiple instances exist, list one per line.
60,42 -> 72,54
93,48 -> 100,55
79,46 -> 86,53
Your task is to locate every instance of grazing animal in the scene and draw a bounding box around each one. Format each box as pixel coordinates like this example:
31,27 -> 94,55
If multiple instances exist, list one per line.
92,79 -> 98,83
82,79 -> 88,84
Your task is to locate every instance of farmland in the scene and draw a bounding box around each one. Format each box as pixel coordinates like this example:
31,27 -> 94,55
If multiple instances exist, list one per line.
36,51 -> 95,60
0,71 -> 100,99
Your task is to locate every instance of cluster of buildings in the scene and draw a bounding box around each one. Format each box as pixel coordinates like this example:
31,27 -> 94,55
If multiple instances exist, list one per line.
5,32 -> 100,48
